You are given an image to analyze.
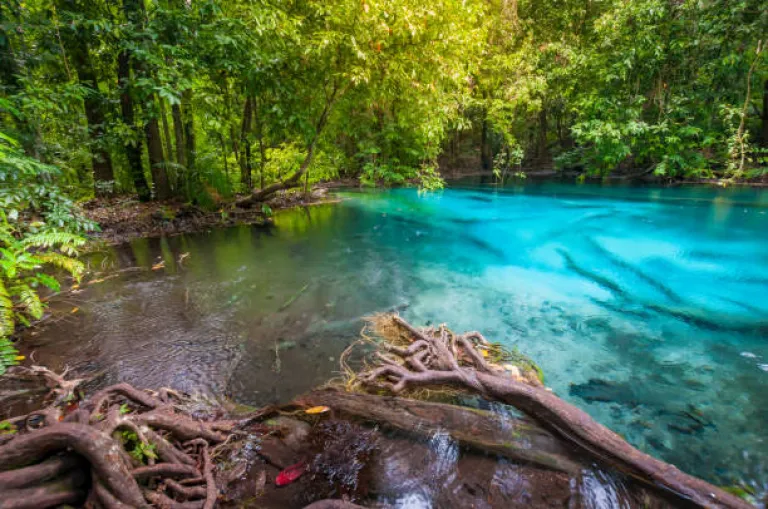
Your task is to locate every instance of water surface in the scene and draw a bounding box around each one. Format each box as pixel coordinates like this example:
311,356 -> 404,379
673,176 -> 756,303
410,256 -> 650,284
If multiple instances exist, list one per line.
24,181 -> 768,492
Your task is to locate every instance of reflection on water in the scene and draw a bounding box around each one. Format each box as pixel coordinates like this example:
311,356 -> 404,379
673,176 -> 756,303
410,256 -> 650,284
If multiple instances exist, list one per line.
21,181 -> 768,492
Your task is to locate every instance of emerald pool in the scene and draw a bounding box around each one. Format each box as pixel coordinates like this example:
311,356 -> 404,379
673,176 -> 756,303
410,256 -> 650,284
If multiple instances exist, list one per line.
25,181 -> 768,492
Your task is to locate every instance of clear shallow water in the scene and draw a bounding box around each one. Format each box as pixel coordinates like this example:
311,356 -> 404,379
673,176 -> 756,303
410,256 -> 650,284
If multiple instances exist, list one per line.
24,181 -> 768,492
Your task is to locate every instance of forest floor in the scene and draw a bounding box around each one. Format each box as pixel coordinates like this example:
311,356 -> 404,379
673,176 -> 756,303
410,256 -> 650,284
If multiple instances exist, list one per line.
82,184 -> 348,246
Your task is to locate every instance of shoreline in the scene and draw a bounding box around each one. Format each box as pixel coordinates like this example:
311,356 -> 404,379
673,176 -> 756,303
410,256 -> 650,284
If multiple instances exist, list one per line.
82,188 -> 343,247
82,172 -> 767,247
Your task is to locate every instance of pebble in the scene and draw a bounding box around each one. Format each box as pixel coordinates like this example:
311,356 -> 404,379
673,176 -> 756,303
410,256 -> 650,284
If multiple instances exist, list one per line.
740,352 -> 757,359
758,364 -> 768,372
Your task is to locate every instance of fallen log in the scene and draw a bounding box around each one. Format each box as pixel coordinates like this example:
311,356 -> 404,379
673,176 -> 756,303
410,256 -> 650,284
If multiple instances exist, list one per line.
296,388 -> 584,474
355,314 -> 751,509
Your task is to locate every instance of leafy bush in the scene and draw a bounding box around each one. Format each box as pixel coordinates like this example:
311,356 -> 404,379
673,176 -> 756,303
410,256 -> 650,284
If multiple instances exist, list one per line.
0,132 -> 89,374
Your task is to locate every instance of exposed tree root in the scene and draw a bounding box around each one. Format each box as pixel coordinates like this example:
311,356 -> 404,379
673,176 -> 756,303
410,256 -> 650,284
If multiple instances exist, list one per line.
356,314 -> 751,509
0,372 -> 236,509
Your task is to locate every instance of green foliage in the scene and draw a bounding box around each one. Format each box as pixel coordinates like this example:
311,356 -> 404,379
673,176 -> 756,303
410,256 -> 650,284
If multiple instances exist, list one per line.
120,430 -> 158,464
0,132 -> 87,374
1,0 -> 765,206
0,420 -> 17,435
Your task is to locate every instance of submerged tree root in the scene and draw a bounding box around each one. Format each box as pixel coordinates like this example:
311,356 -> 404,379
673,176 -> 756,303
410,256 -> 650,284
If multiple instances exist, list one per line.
354,314 -> 751,509
0,367 -> 231,509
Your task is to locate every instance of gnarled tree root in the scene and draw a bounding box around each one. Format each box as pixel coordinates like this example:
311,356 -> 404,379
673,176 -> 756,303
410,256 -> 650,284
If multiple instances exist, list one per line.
0,376 -> 235,509
358,314 -> 751,509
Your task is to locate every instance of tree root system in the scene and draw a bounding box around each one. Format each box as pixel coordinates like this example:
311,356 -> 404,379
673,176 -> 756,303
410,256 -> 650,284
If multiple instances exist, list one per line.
0,367 -> 231,509
352,314 -> 751,509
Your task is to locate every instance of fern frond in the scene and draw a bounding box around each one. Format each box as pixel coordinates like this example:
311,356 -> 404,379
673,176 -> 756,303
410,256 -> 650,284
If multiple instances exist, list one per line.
11,283 -> 43,319
22,231 -> 85,253
35,272 -> 61,292
0,337 -> 19,375
35,252 -> 85,280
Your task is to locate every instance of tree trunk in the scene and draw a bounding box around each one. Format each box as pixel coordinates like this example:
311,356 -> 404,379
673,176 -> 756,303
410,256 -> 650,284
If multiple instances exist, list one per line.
145,117 -> 171,199
181,89 -> 196,190
761,79 -> 768,148
159,98 -> 174,163
0,3 -> 21,94
537,106 -> 548,160
239,95 -> 253,189
255,98 -> 267,190
172,103 -> 185,168
117,50 -> 151,202
480,117 -> 492,172
58,3 -> 115,191
218,132 -> 229,184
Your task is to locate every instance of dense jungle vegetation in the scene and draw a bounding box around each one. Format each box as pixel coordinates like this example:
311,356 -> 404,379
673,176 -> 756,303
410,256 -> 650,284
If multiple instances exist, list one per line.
0,0 -> 767,369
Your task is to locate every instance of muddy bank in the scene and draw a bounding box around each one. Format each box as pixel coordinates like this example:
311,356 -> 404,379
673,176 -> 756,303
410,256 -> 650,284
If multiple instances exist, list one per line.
83,187 -> 341,246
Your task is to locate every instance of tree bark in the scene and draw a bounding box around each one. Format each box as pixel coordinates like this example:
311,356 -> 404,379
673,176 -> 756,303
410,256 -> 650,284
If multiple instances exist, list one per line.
117,50 -> 151,202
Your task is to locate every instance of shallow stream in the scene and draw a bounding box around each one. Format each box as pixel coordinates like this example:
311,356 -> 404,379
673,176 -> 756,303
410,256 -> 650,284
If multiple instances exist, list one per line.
22,180 -> 768,493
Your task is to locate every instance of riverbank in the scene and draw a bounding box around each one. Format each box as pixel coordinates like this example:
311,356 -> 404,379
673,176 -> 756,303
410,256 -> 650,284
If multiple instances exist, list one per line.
82,186 -> 342,246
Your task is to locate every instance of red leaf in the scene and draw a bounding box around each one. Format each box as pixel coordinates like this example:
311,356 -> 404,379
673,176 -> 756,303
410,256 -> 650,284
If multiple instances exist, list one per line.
275,461 -> 306,486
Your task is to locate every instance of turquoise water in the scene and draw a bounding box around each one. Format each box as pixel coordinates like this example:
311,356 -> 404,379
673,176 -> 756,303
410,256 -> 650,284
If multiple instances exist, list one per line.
29,181 -> 768,493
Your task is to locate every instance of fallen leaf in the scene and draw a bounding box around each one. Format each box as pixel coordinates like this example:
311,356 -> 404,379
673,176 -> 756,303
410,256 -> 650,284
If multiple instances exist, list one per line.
275,461 -> 306,486
14,355 -> 25,361
481,350 -> 489,358
151,261 -> 165,271
304,406 -> 330,415
71,307 -> 79,314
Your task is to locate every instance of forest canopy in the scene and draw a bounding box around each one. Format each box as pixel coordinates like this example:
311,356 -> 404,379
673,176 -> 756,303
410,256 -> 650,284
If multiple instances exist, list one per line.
0,0 -> 766,205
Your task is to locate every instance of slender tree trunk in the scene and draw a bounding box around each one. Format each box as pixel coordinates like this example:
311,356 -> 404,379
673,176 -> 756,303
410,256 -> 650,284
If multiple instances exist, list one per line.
117,51 -> 150,202
0,4 -> 21,93
239,95 -> 253,189
159,98 -> 174,163
172,103 -> 185,168
537,106 -> 548,160
761,79 -> 768,148
256,107 -> 267,190
181,89 -> 196,195
58,4 -> 115,191
145,117 -> 171,199
480,117 -> 492,171
217,132 -> 229,184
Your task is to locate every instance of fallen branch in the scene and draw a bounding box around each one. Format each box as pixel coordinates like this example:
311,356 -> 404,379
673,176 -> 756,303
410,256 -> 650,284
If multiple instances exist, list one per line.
357,314 -> 751,509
